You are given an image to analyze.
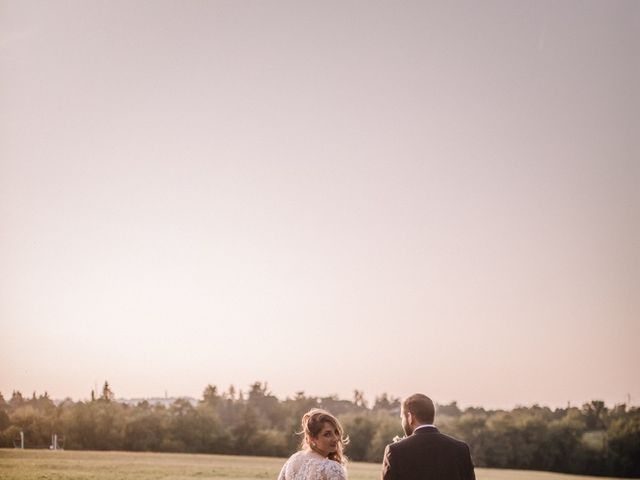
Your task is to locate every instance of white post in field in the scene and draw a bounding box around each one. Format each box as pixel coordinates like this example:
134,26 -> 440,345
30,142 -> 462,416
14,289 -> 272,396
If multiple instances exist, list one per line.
20,431 -> 24,449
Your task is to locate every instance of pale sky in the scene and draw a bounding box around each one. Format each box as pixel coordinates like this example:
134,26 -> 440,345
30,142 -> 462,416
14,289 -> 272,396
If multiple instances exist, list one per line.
1,0 -> 638,410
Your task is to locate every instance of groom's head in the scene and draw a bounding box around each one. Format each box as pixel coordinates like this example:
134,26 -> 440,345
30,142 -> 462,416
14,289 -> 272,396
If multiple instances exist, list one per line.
401,394 -> 435,435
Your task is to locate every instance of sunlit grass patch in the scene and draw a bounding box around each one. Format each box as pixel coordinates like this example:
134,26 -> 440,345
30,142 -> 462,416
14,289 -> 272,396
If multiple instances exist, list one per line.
0,449 -> 632,480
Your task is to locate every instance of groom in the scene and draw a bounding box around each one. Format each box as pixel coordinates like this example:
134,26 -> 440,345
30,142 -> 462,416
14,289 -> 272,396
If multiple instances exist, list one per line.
381,393 -> 475,480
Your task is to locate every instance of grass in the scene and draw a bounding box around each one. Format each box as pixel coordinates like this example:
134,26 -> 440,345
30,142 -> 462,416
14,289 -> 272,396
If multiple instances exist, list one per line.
0,449 -> 630,480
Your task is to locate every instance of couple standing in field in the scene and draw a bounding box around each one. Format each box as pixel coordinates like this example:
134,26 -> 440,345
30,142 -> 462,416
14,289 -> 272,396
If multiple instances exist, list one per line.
277,393 -> 476,480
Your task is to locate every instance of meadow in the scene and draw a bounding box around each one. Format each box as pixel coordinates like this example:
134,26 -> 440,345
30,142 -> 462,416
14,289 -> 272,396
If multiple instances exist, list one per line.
0,449 -> 632,480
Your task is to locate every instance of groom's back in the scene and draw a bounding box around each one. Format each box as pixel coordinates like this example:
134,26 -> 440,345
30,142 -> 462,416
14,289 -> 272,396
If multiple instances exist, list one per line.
383,428 -> 475,480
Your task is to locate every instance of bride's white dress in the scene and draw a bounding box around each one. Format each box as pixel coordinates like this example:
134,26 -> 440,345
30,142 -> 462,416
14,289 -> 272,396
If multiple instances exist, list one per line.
277,450 -> 347,480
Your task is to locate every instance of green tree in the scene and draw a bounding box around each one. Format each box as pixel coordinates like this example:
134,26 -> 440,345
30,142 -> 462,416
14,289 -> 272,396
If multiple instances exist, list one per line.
0,409 -> 10,431
583,400 -> 608,430
607,410 -> 640,477
367,412 -> 403,462
341,413 -> 375,461
123,404 -> 166,451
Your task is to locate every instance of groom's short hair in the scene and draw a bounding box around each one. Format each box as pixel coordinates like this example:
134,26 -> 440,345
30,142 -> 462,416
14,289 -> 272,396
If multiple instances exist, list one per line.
403,393 -> 435,424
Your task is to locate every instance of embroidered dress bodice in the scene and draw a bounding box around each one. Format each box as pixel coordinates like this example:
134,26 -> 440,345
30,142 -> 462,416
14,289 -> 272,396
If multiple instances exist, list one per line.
277,450 -> 347,480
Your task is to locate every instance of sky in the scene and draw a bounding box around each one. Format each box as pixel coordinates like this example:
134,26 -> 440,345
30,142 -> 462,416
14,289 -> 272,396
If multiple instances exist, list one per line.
1,0 -> 638,410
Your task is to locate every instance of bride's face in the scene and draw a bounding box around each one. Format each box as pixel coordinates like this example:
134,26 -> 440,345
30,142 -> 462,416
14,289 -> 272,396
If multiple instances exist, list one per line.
312,421 -> 340,457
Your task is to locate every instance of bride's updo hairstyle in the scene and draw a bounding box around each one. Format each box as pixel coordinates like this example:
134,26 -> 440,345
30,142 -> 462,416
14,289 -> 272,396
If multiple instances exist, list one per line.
300,408 -> 349,464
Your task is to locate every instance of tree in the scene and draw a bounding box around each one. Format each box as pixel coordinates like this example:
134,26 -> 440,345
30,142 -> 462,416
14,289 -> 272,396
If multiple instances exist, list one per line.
201,385 -> 220,407
367,412 -> 403,462
10,391 -> 24,409
124,409 -> 165,451
0,384 -> 637,478
583,400 -> 607,430
248,381 -> 270,400
224,385 -> 236,400
373,393 -> 400,411
101,382 -> 115,402
438,401 -> 462,417
0,409 -> 10,431
167,398 -> 221,453
353,390 -> 368,409
232,404 -> 259,454
607,410 -> 640,477
341,413 -> 375,461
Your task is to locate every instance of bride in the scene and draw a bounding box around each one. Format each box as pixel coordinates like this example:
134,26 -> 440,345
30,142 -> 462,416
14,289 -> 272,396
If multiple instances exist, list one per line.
277,408 -> 349,480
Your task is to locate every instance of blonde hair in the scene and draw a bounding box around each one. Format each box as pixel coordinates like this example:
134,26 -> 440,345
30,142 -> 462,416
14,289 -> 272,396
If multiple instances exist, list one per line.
300,408 -> 349,464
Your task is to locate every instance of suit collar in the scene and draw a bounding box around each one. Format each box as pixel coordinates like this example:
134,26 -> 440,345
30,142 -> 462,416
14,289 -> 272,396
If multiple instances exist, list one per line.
414,425 -> 439,434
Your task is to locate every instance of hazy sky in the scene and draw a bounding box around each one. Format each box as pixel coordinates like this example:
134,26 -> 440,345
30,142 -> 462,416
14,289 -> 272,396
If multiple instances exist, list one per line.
1,0 -> 638,409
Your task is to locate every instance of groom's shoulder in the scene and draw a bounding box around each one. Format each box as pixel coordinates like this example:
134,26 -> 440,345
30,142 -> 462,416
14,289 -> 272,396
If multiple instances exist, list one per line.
437,431 -> 470,448
386,432 -> 424,452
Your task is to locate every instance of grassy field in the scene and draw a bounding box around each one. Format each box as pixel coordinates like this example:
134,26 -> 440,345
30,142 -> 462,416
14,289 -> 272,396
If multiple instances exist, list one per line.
0,449 -> 630,480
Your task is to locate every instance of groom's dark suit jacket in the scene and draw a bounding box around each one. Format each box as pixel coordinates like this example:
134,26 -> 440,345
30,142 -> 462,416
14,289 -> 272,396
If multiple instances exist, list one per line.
381,426 -> 475,480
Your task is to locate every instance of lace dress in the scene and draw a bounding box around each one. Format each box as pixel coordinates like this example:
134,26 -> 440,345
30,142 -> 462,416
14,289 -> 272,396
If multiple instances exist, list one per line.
277,450 -> 347,480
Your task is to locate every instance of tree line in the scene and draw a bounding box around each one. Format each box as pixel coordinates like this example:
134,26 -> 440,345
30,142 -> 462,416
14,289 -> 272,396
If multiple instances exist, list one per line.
0,382 -> 638,478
